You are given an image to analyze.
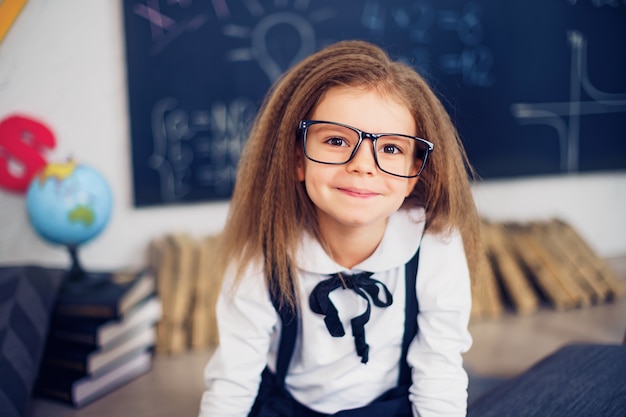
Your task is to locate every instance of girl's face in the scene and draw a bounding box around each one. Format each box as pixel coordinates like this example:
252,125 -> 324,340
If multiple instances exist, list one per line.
296,85 -> 419,237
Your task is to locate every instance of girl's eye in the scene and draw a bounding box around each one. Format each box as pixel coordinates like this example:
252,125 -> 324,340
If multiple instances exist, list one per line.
381,144 -> 402,154
326,136 -> 348,147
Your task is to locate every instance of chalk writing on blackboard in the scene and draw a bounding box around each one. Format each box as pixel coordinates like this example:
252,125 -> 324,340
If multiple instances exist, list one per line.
568,0 -> 626,7
511,31 -> 626,173
148,97 -> 255,202
436,2 -> 494,87
361,1 -> 494,87
133,1 -> 209,55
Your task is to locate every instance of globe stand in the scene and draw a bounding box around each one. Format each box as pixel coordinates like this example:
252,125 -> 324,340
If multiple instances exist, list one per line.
66,244 -> 86,282
62,244 -> 110,294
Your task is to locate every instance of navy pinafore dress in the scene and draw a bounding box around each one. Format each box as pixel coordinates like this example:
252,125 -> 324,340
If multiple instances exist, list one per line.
249,249 -> 420,417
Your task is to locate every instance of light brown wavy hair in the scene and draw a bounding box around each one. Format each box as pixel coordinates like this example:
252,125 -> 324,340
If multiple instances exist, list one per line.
211,40 -> 482,310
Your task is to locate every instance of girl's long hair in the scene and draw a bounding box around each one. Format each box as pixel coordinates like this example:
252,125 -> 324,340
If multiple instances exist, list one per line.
211,40 -> 483,309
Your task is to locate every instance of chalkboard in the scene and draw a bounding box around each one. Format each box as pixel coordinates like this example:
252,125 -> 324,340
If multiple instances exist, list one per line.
122,0 -> 626,207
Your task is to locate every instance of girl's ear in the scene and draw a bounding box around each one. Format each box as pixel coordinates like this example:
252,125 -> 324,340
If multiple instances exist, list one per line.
295,148 -> 306,182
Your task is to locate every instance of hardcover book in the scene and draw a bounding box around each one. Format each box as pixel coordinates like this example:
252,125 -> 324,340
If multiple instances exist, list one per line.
49,295 -> 162,349
54,269 -> 156,319
35,350 -> 152,408
41,325 -> 156,375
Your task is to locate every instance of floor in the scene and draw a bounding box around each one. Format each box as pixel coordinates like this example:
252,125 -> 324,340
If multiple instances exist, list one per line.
463,256 -> 626,378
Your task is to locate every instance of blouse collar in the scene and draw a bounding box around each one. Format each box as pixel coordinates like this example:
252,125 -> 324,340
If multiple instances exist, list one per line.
296,207 -> 426,276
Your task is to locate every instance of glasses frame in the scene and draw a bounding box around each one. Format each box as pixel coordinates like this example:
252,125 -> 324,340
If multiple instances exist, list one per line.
299,119 -> 434,178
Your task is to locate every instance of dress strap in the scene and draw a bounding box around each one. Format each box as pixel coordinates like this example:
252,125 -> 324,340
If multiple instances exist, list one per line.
399,248 -> 420,385
269,287 -> 298,388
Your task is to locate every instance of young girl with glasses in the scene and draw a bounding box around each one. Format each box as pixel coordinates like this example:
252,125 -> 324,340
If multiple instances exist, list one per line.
198,40 -> 483,417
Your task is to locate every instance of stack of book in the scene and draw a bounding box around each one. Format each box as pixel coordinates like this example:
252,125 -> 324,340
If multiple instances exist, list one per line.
34,269 -> 162,408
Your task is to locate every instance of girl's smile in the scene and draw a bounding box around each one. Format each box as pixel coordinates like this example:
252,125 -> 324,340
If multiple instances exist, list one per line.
337,186 -> 380,198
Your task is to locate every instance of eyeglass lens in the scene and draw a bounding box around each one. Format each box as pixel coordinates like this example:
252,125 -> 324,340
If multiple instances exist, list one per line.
303,122 -> 428,178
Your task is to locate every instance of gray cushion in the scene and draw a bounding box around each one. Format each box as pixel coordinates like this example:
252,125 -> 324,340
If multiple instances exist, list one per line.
0,266 -> 64,417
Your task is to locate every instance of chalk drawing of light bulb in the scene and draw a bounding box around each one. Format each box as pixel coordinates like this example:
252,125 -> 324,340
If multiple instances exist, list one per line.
225,9 -> 327,84
251,12 -> 315,82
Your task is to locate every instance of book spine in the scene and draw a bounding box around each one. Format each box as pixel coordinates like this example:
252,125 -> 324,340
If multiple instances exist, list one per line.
34,386 -> 76,406
55,305 -> 117,319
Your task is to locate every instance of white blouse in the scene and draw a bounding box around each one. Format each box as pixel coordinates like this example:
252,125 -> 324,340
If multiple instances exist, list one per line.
199,207 -> 472,417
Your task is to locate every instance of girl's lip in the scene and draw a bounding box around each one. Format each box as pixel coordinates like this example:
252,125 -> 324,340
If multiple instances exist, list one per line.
337,187 -> 379,198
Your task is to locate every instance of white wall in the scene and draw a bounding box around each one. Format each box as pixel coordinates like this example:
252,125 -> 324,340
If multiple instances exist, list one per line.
1,1 -> 624,271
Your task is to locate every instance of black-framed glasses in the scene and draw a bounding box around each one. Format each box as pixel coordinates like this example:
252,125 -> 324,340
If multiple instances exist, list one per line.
299,120 -> 434,178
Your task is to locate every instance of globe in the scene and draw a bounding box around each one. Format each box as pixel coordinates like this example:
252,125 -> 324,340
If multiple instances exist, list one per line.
26,160 -> 113,247
26,160 -> 113,286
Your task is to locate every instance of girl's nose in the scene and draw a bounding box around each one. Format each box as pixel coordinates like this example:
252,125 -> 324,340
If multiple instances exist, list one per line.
346,140 -> 377,175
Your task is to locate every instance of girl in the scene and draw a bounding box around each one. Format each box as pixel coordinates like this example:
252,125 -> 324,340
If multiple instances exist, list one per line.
198,40 -> 482,417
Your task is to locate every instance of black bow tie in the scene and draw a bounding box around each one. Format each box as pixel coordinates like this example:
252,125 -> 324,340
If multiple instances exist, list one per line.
309,272 -> 393,364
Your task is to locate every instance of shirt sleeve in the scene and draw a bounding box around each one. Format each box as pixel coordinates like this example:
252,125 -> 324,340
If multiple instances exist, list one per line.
408,231 -> 473,417
198,264 -> 278,417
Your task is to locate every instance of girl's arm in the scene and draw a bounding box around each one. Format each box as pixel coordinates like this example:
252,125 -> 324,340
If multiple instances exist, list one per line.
198,264 -> 278,417
408,231 -> 473,417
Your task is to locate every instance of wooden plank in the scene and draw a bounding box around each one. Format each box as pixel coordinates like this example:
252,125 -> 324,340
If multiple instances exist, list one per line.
471,221 -> 505,318
506,223 -> 575,310
482,222 -> 539,314
552,220 -> 626,299
166,234 -> 198,354
521,223 -> 590,308
148,237 -> 174,354
536,221 -> 607,302
191,235 -> 220,349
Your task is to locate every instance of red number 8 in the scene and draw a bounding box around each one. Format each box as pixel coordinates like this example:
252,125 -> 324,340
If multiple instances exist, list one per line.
0,115 -> 56,193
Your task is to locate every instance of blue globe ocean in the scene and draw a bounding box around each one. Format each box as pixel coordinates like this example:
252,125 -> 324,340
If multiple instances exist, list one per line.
26,161 -> 113,247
